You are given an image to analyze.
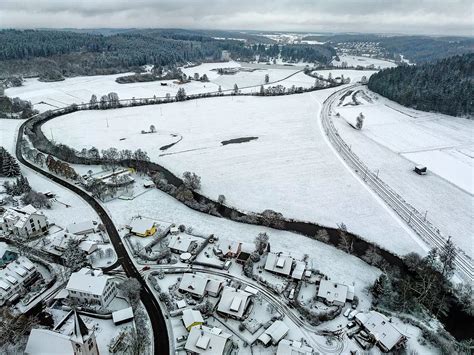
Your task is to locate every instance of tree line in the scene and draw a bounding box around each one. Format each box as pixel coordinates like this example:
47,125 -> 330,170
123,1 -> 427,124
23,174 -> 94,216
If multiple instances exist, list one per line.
368,53 -> 473,117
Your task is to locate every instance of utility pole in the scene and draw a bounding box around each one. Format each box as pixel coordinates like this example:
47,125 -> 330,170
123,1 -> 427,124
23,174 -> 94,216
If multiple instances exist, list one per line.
50,128 -> 54,141
424,210 -> 428,221
106,117 -> 109,128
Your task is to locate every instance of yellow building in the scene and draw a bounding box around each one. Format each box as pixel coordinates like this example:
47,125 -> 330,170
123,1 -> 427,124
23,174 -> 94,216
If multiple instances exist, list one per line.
128,217 -> 157,237
182,309 -> 204,331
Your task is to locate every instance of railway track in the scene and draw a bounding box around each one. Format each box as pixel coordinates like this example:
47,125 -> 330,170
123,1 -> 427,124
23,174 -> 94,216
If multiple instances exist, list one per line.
320,85 -> 473,282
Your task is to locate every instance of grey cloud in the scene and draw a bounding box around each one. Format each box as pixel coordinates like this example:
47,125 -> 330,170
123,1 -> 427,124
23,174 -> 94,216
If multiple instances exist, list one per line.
0,0 -> 472,36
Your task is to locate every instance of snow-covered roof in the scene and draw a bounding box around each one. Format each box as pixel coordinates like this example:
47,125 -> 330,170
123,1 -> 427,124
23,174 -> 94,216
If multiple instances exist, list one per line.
317,279 -> 349,304
258,320 -> 289,345
182,309 -> 204,329
1,205 -> 45,230
276,339 -> 313,355
185,325 -> 231,355
179,273 -> 209,297
112,307 -> 134,324
222,241 -> 240,255
217,286 -> 252,318
25,329 -> 73,355
168,234 -> 194,253
0,256 -> 37,292
357,311 -> 405,351
264,253 -> 293,276
66,221 -> 96,235
128,217 -> 155,235
291,260 -> 306,280
205,278 -> 224,295
66,268 -> 110,296
78,240 -> 98,254
243,285 -> 258,295
176,299 -> 187,309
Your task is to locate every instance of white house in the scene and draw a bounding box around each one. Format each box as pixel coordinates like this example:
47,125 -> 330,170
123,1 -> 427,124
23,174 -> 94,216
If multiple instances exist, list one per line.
185,325 -> 232,355
0,205 -> 48,239
0,256 -> 39,306
66,221 -> 96,235
317,279 -> 354,306
66,268 -> 117,308
258,320 -> 289,346
168,234 -> 197,254
264,253 -> 293,277
182,309 -> 204,331
276,339 -> 313,355
178,273 -> 209,299
217,286 -> 252,320
355,311 -> 406,352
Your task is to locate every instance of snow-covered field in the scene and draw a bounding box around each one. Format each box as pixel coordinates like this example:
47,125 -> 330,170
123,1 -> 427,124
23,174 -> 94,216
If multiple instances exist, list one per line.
332,55 -> 397,69
43,92 -> 425,256
334,88 -> 473,256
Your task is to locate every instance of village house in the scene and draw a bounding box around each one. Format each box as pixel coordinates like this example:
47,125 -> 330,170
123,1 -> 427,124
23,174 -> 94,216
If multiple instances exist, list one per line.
355,311 -> 407,352
182,309 -> 204,331
217,286 -> 252,320
257,320 -> 289,346
0,241 -> 18,266
185,325 -> 233,355
112,307 -> 134,325
178,273 -> 224,299
66,220 -> 97,235
264,252 -> 293,277
66,268 -> 117,308
0,256 -> 39,306
316,279 -> 354,306
127,216 -> 157,237
276,339 -> 313,355
0,205 -> 49,239
168,234 -> 197,254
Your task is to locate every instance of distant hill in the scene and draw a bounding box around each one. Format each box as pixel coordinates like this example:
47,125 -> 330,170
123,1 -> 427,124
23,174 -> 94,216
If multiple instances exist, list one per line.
368,53 -> 473,117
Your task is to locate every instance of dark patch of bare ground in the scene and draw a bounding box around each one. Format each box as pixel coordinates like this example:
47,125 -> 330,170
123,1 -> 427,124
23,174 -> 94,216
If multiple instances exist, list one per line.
221,136 -> 258,145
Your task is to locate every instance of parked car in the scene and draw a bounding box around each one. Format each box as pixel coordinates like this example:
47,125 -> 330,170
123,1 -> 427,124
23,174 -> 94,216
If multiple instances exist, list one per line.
347,321 -> 356,329
142,266 -> 150,271
348,310 -> 359,320
343,308 -> 351,317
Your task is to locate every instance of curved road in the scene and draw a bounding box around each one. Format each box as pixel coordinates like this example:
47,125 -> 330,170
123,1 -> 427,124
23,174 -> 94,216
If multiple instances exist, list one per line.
320,85 -> 473,282
15,121 -> 169,355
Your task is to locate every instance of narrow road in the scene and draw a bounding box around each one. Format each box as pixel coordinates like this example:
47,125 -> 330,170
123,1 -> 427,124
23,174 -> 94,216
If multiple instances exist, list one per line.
320,85 -> 473,282
15,121 -> 169,355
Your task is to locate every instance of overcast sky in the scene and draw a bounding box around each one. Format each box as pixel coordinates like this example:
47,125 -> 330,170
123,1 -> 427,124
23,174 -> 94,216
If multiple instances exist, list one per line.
0,0 -> 472,36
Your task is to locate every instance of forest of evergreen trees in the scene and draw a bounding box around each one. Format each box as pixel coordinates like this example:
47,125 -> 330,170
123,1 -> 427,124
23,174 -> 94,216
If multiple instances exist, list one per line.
368,54 -> 473,117
0,29 -> 335,78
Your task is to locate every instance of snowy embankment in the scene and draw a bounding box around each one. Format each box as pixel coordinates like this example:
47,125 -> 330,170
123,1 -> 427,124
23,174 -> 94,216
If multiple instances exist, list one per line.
42,93 -> 424,257
333,88 -> 473,257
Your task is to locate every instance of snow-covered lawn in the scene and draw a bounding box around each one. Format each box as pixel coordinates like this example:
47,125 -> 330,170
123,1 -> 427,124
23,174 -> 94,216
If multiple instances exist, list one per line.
42,93 -> 425,256
334,88 -> 473,256
332,55 -> 397,69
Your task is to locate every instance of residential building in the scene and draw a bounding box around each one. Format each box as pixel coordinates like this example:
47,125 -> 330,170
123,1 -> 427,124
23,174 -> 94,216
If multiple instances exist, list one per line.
217,286 -> 252,320
178,273 -> 209,299
168,234 -> 197,254
182,309 -> 204,331
185,325 -> 232,355
222,241 -> 241,258
355,311 -> 406,352
291,260 -> 306,280
127,217 -> 157,237
205,278 -> 224,297
0,241 -> 18,266
25,310 -> 99,355
112,307 -> 134,325
276,339 -> 313,355
0,256 -> 39,306
66,268 -> 117,308
264,253 -> 293,277
66,221 -> 96,235
0,205 -> 48,239
317,279 -> 354,306
258,320 -> 289,346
